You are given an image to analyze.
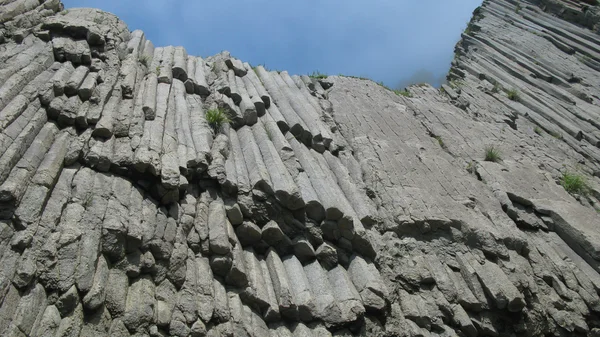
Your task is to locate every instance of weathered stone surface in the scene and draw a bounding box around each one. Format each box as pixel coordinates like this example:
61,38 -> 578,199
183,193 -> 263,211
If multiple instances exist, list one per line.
31,305 -> 61,337
156,279 -> 176,327
1,1 -> 600,335
123,275 -> 156,331
265,248 -> 296,320
236,221 -> 262,247
282,254 -> 314,321
105,268 -> 129,317
81,254 -> 109,311
328,266 -> 365,323
303,260 -> 341,324
225,200 -> 243,226
208,199 -> 231,255
348,254 -> 388,311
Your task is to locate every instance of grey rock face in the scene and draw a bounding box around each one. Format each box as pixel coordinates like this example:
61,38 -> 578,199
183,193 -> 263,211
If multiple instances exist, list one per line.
1,0 -> 600,335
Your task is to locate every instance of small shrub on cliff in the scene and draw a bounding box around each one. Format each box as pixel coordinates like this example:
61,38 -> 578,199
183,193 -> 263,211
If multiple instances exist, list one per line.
473,6 -> 484,21
466,161 -> 477,174
377,81 -> 390,90
435,136 -> 445,149
449,79 -> 465,89
139,55 -> 150,67
309,71 -> 328,79
394,90 -> 412,97
534,126 -> 543,135
561,171 -> 590,196
506,89 -> 520,101
484,146 -> 502,162
205,108 -> 230,133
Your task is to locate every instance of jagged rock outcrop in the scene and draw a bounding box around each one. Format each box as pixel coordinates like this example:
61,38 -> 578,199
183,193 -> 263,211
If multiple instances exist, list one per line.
1,0 -> 600,335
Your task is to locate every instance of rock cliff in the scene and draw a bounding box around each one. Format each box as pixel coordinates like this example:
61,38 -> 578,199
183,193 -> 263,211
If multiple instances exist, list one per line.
1,0 -> 600,336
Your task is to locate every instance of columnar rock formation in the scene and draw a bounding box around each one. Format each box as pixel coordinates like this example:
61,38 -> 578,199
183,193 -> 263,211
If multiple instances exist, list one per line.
1,0 -> 600,336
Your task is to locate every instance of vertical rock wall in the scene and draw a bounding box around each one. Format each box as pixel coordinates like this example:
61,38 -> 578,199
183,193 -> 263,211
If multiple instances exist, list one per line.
0,0 -> 600,336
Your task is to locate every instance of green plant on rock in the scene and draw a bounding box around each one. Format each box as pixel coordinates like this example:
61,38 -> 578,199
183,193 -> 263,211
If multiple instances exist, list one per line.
473,6 -> 485,21
139,55 -> 150,67
491,82 -> 502,93
340,74 -> 372,81
484,146 -> 502,162
534,126 -> 543,135
464,22 -> 481,36
465,25 -> 472,35
515,3 -> 522,14
435,136 -> 445,149
449,79 -> 465,89
155,65 -> 162,74
309,71 -> 328,80
252,63 -> 268,73
561,171 -> 590,196
377,81 -> 389,89
506,88 -> 520,101
550,130 -> 563,139
205,108 -> 231,133
394,90 -> 412,98
466,161 -> 477,174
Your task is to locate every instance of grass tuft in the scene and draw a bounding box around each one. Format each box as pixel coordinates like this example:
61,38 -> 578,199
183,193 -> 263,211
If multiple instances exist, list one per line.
394,90 -> 412,97
377,81 -> 389,89
340,75 -> 372,81
506,88 -> 520,101
309,71 -> 328,79
549,130 -> 563,139
484,146 -> 502,162
205,108 -> 231,133
534,126 -> 543,135
252,63 -> 268,73
139,55 -> 150,67
473,6 -> 485,21
561,171 -> 590,196
491,82 -> 502,93
466,161 -> 477,174
435,136 -> 445,149
449,79 -> 465,89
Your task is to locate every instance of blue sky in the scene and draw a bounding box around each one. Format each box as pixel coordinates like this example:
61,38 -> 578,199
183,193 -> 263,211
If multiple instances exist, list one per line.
63,0 -> 482,88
